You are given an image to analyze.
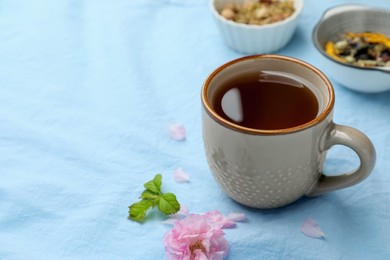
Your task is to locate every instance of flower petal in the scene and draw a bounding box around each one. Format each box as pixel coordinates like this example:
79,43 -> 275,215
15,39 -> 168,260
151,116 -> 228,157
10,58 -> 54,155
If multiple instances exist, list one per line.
193,250 -> 208,260
169,123 -> 186,141
210,251 -> 226,260
300,218 -> 326,239
204,210 -> 235,229
173,168 -> 190,183
227,212 -> 246,222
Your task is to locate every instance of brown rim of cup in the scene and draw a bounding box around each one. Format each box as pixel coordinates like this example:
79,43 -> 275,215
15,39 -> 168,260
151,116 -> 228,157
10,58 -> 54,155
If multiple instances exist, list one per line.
201,54 -> 335,135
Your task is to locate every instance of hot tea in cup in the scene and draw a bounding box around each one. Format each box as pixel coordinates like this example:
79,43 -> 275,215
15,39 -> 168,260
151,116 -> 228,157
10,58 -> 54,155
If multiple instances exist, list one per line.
211,70 -> 319,130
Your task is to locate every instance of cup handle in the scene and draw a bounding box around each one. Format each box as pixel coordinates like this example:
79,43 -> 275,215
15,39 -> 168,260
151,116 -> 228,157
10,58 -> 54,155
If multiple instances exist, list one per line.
306,122 -> 376,196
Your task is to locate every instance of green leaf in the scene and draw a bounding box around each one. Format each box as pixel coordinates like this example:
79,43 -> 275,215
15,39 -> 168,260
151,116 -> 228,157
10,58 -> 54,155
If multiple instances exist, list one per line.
140,190 -> 160,207
128,174 -> 181,223
140,190 -> 159,200
144,174 -> 162,194
158,193 -> 180,215
129,199 -> 153,222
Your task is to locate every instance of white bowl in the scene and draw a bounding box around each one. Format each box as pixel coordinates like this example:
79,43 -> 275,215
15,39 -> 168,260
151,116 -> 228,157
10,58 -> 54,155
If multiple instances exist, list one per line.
210,0 -> 304,54
313,4 -> 390,93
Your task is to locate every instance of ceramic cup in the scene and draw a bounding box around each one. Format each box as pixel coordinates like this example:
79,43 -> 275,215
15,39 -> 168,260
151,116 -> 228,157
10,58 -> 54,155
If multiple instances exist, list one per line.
201,55 -> 376,209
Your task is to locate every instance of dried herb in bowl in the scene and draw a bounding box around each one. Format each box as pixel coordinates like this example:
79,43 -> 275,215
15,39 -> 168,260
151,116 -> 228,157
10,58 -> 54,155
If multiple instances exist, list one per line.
220,0 -> 295,25
325,32 -> 390,68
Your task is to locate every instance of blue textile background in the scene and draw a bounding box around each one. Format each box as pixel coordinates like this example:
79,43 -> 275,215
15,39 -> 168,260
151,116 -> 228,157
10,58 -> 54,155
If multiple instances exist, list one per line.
0,0 -> 389,259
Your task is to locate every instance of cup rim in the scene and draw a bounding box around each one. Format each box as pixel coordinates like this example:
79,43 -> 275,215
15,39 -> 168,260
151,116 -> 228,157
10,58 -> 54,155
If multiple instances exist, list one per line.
201,55 -> 335,135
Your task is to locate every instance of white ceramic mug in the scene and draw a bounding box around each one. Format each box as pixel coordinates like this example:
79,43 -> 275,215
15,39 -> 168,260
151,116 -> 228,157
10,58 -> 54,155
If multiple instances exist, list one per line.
201,55 -> 376,209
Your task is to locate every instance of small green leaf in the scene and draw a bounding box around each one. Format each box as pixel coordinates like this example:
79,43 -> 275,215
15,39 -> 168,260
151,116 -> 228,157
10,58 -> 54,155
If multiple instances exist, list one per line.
129,199 -> 153,222
158,193 -> 180,215
144,174 -> 162,194
154,174 -> 162,188
140,190 -> 159,200
128,174 -> 181,223
140,190 -> 160,207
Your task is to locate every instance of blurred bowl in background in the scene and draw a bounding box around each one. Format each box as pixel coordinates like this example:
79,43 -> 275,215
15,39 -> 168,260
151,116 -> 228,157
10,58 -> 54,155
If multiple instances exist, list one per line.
313,4 -> 390,93
211,0 -> 303,54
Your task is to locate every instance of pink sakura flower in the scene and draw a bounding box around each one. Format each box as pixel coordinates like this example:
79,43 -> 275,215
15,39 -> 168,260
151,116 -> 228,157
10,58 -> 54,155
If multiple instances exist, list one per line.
163,214 -> 229,260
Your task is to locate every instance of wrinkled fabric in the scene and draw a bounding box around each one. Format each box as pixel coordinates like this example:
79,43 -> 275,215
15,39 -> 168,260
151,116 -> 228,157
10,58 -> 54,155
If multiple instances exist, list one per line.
0,0 -> 389,259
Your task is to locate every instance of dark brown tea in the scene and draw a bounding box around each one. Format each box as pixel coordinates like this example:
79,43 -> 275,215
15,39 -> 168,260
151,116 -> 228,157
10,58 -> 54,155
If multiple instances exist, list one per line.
212,71 -> 319,130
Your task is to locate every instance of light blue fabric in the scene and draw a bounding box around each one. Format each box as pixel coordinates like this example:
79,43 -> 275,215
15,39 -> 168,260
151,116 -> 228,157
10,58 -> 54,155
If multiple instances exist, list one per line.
0,0 -> 389,259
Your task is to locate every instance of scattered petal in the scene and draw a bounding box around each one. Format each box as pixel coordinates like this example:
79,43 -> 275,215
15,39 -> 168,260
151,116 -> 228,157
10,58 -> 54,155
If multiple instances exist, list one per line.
173,168 -> 190,183
227,212 -> 246,222
204,210 -> 236,229
169,123 -> 186,141
300,218 -> 326,239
